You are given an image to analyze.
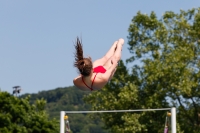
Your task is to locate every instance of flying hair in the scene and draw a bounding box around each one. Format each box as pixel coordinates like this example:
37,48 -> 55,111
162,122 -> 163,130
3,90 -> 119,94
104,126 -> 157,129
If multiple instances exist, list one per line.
73,37 -> 93,76
74,37 -> 84,67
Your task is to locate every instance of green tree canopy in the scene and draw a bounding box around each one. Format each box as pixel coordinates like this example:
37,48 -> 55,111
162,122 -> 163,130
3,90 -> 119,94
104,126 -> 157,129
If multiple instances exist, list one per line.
0,91 -> 59,133
21,86 -> 109,133
84,8 -> 200,133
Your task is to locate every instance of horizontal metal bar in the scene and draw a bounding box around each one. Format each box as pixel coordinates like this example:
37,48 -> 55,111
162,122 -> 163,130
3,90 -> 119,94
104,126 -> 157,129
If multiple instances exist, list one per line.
64,108 -> 171,114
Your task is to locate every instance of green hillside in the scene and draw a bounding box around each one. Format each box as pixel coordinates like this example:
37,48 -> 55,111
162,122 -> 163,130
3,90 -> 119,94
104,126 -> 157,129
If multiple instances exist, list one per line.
21,86 -> 109,133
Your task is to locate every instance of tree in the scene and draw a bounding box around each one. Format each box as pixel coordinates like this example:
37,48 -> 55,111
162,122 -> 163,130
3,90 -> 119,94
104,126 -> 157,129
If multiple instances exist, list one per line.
20,87 -> 109,133
84,8 -> 200,133
85,61 -> 168,132
0,91 -> 59,133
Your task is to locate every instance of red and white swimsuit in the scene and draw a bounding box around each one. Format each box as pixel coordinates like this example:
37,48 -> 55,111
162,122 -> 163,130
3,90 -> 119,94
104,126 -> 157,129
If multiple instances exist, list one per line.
82,66 -> 106,91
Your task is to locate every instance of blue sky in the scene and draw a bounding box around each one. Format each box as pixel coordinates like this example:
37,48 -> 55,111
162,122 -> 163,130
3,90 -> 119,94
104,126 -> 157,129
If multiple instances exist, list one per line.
0,1 -> 199,94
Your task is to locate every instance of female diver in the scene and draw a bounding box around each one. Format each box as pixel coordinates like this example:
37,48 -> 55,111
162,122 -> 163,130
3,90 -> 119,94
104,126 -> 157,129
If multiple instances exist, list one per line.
73,37 -> 124,91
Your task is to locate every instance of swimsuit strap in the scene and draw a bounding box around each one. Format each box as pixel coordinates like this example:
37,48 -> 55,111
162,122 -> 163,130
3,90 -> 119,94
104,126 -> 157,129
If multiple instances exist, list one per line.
82,76 -> 92,91
91,73 -> 98,89
82,73 -> 98,91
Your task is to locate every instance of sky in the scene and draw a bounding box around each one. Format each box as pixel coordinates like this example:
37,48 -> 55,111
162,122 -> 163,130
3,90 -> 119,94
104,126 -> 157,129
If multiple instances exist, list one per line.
0,1 -> 199,94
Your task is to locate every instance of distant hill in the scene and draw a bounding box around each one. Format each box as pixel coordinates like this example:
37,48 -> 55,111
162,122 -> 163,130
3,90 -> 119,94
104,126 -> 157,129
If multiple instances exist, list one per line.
21,86 -> 108,133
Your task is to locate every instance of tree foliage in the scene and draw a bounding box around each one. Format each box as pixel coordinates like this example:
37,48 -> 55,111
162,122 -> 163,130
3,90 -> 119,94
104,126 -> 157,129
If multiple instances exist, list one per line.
84,61 -> 166,132
0,91 -> 59,133
84,8 -> 200,133
21,87 -> 108,133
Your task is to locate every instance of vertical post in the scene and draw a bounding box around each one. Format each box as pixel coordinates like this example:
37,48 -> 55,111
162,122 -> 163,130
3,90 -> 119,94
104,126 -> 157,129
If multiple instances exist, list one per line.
60,111 -> 65,133
171,107 -> 176,133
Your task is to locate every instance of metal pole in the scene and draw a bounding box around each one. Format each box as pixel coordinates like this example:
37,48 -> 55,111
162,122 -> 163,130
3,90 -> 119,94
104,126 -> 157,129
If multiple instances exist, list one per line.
60,111 -> 65,133
171,107 -> 176,133
64,108 -> 171,114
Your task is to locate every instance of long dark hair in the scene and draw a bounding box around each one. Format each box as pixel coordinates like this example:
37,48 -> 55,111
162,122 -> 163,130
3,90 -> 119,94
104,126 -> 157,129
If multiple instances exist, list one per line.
74,37 -> 93,76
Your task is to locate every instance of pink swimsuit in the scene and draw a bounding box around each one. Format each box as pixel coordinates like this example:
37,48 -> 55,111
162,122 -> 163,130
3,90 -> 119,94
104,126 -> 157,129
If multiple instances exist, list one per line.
82,66 -> 106,91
